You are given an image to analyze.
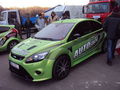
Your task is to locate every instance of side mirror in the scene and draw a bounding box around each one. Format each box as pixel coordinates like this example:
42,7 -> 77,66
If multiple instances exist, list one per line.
68,33 -> 81,42
73,33 -> 81,39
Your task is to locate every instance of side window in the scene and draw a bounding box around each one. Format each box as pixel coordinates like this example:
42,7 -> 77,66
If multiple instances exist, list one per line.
80,21 -> 92,35
68,21 -> 92,41
8,12 -> 17,19
8,12 -> 17,24
89,21 -> 102,31
0,12 -> 7,21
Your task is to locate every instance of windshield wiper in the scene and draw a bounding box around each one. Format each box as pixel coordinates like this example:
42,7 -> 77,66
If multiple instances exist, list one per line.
34,37 -> 57,41
39,38 -> 54,41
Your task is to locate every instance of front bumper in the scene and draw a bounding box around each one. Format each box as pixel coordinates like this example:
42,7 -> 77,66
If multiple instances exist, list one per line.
9,62 -> 33,81
9,54 -> 55,82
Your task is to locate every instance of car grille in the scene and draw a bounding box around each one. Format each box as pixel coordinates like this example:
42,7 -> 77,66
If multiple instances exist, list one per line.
9,62 -> 33,81
11,53 -> 25,60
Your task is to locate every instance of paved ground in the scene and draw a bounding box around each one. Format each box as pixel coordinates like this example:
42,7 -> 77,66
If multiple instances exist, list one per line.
0,51 -> 120,90
0,33 -> 120,90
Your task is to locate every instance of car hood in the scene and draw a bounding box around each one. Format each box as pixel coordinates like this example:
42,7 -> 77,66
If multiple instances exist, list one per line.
11,38 -> 63,56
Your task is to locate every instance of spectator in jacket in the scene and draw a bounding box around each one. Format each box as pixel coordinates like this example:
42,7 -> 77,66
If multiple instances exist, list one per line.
60,11 -> 70,20
103,6 -> 120,66
48,11 -> 59,24
8,14 -> 22,39
25,15 -> 33,38
35,12 -> 48,31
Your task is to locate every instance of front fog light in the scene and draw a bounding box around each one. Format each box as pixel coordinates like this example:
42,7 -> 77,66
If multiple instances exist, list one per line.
26,52 -> 49,63
35,71 -> 41,75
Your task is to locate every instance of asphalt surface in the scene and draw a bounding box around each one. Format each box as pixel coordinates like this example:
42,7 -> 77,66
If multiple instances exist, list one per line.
0,33 -> 120,90
0,51 -> 120,90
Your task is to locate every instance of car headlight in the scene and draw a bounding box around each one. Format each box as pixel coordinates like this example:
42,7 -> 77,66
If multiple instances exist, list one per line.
26,52 -> 49,63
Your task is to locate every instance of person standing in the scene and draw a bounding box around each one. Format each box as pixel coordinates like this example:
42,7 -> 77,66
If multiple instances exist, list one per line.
103,6 -> 120,66
25,15 -> 33,38
35,12 -> 48,31
60,11 -> 70,20
8,14 -> 22,39
13,19 -> 22,39
48,11 -> 59,24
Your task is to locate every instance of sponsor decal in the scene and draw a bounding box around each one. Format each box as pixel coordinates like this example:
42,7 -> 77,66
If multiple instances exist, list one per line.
0,37 -> 7,46
74,36 -> 98,58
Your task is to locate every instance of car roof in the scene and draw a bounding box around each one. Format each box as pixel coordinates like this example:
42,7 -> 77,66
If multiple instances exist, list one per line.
54,18 -> 101,24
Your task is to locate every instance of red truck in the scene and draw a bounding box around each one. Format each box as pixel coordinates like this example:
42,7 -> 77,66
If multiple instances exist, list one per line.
83,0 -> 120,23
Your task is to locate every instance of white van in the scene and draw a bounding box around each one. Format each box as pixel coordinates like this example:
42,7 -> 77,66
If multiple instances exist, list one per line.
45,5 -> 85,19
0,10 -> 21,25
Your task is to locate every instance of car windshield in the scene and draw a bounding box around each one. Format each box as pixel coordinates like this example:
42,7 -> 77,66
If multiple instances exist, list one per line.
0,12 -> 6,21
86,2 -> 110,14
34,23 -> 74,41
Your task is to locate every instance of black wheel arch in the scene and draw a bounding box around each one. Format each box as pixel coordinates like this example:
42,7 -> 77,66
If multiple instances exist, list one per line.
7,40 -> 19,51
52,54 -> 71,79
55,54 -> 71,65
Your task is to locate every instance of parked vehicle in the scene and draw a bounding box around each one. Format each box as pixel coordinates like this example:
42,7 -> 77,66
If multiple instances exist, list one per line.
45,5 -> 85,18
0,10 -> 37,29
0,25 -> 21,52
9,18 -> 106,82
83,0 -> 120,23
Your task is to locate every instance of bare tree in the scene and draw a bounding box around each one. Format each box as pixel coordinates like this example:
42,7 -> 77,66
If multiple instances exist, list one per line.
0,5 -> 4,13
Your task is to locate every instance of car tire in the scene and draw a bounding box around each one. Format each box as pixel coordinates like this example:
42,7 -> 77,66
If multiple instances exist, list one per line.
7,40 -> 18,52
52,55 -> 71,80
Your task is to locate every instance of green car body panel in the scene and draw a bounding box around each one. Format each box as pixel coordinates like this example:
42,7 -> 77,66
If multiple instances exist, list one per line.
0,25 -> 21,52
9,19 -> 106,82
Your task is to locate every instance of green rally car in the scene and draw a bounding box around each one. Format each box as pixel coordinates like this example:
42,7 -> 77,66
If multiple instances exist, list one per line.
0,25 -> 21,52
9,19 -> 106,82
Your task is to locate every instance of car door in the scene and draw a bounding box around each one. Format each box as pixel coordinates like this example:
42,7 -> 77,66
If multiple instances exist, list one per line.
67,20 -> 102,66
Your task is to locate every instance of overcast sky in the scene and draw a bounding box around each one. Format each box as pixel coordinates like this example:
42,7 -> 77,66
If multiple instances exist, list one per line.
0,0 -> 89,8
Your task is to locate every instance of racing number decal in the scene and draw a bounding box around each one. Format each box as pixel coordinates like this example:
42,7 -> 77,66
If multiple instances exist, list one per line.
74,35 -> 98,58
